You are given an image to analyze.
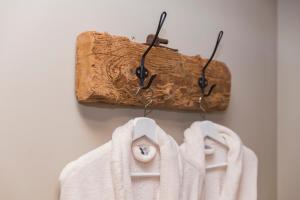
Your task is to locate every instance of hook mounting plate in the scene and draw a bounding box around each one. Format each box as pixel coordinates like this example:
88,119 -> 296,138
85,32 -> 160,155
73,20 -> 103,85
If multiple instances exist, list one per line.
144,34 -> 178,52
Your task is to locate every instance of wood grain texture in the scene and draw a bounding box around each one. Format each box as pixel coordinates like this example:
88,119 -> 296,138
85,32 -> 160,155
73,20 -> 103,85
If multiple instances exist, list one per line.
76,32 -> 231,112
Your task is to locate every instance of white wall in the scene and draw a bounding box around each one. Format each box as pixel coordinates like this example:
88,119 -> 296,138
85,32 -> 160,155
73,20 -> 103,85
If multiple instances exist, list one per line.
277,0 -> 300,199
0,0 -> 277,199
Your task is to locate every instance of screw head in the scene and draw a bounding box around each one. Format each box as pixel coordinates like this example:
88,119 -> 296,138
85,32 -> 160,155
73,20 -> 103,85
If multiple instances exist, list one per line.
135,66 -> 149,78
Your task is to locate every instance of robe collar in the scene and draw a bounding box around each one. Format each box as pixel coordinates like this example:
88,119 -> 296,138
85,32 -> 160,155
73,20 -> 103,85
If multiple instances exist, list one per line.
111,119 -> 182,200
182,121 -> 243,200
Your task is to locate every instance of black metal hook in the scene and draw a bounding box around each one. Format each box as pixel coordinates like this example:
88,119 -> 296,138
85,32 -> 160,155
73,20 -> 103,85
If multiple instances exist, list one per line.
198,31 -> 223,97
136,11 -> 167,90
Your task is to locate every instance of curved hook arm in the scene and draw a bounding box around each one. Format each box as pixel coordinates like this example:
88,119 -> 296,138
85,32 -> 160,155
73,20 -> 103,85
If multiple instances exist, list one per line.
198,31 -> 223,97
136,11 -> 167,89
141,11 -> 167,64
202,31 -> 223,74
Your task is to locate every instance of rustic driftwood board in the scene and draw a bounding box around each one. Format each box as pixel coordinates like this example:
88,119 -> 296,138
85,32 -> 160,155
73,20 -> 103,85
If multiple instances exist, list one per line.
76,32 -> 231,112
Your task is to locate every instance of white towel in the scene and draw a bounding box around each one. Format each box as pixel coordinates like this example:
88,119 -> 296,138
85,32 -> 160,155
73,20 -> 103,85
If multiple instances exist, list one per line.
180,121 -> 258,200
59,119 -> 182,200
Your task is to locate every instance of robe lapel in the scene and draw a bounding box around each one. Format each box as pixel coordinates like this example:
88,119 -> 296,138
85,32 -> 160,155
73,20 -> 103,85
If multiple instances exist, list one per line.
217,125 -> 243,200
111,122 -> 133,200
157,127 -> 181,200
180,125 -> 206,200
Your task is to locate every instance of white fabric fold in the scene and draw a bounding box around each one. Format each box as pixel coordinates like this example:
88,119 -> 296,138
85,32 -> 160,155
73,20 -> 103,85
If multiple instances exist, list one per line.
179,125 -> 206,200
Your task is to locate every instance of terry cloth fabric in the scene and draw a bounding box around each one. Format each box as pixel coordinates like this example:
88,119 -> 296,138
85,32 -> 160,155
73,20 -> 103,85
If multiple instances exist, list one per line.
180,121 -> 258,200
59,119 -> 182,200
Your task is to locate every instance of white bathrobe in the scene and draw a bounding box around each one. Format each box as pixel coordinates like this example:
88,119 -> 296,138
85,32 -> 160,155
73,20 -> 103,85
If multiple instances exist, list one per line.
59,119 -> 182,200
180,121 -> 258,200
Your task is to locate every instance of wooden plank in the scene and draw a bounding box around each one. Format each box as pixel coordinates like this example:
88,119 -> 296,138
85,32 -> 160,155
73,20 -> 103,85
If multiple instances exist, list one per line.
76,31 -> 231,112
